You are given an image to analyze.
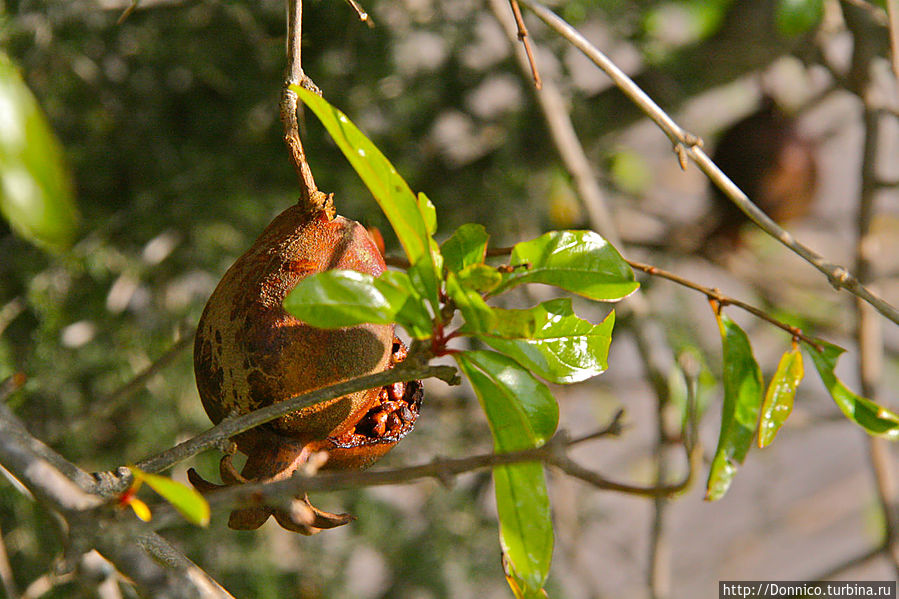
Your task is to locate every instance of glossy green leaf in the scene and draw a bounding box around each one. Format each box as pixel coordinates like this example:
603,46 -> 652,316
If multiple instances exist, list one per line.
134,469 -> 210,527
442,223 -> 489,273
758,348 -> 803,448
375,270 -> 434,339
294,86 -> 440,307
492,230 -> 639,301
456,263 -> 502,294
455,350 -> 558,448
284,269 -> 433,338
0,53 -> 79,250
494,462 -> 552,597
466,298 -> 615,384
776,0 -> 823,36
806,339 -> 899,440
454,350 -> 556,594
446,272 -> 496,333
706,312 -> 764,501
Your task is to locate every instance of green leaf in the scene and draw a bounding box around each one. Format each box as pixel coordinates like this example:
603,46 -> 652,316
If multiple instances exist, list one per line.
805,339 -> 899,440
294,86 -> 440,308
284,269 -> 433,338
455,350 -> 558,450
456,263 -> 502,295
492,230 -> 639,301
454,350 -> 556,594
284,269 -> 403,326
758,348 -> 803,448
776,0 -> 823,36
0,53 -> 79,250
494,462 -> 552,597
446,272 -> 496,333
135,469 -> 210,527
466,298 -> 615,384
442,223 -> 489,273
706,312 -> 764,501
375,270 -> 434,339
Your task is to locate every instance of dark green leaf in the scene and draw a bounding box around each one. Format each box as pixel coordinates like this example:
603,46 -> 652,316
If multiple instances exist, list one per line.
134,469 -> 210,527
454,351 -> 556,594
466,298 -> 615,384
492,230 -> 639,301
776,0 -> 823,36
294,86 -> 440,307
446,272 -> 496,333
758,348 -> 803,448
0,53 -> 79,250
706,312 -> 764,501
284,269 -> 433,338
442,223 -> 489,273
806,339 -> 899,440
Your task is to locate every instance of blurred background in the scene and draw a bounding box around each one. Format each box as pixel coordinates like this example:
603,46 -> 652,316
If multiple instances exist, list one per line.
1,0 -> 898,597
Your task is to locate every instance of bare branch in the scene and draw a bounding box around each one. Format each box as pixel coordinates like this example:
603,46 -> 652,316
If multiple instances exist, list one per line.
515,0 -> 899,328
148,421 -> 696,530
133,362 -> 459,477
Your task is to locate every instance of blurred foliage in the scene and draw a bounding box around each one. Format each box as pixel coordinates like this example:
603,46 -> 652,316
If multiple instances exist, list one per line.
0,0 -> 874,597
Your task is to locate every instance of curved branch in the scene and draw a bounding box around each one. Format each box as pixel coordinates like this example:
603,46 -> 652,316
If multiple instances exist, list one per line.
147,420 -> 696,530
516,0 -> 899,328
132,363 -> 459,478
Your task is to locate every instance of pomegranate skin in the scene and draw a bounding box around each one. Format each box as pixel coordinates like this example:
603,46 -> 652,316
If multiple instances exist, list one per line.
193,205 -> 395,445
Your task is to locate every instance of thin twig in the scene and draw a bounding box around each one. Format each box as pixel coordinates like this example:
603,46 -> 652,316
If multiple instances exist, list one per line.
0,524 -> 20,599
132,362 -> 458,477
508,0 -> 542,89
626,259 -> 822,349
344,0 -> 374,27
515,0 -> 899,328
148,423 -> 697,530
282,0 -> 326,211
811,543 -> 887,581
49,333 -> 194,442
887,0 -> 899,79
851,52 -> 899,575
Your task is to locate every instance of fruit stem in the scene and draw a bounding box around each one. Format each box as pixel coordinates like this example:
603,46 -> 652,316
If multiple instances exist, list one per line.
282,0 -> 333,216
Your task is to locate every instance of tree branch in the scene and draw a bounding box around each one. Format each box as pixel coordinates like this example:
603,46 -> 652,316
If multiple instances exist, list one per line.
516,0 -> 899,328
147,418 -> 697,530
132,363 -> 459,479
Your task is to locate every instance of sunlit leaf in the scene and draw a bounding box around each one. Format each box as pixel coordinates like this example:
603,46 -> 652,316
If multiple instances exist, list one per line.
128,497 -> 152,523
133,469 -> 210,527
494,462 -> 552,597
805,339 -> 899,440
442,223 -> 489,273
294,86 -> 440,308
455,350 -> 558,452
706,312 -> 764,501
446,272 -> 496,333
492,230 -> 639,301
454,351 -> 556,595
776,0 -> 823,36
758,348 -> 803,448
465,298 -> 615,384
283,269 -> 432,338
456,263 -> 502,295
0,53 -> 79,250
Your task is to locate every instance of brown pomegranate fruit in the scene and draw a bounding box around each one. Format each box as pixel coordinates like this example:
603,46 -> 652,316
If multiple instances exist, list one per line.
190,203 -> 422,533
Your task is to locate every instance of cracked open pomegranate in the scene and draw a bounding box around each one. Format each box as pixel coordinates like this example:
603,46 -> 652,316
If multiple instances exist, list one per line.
190,200 -> 422,533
